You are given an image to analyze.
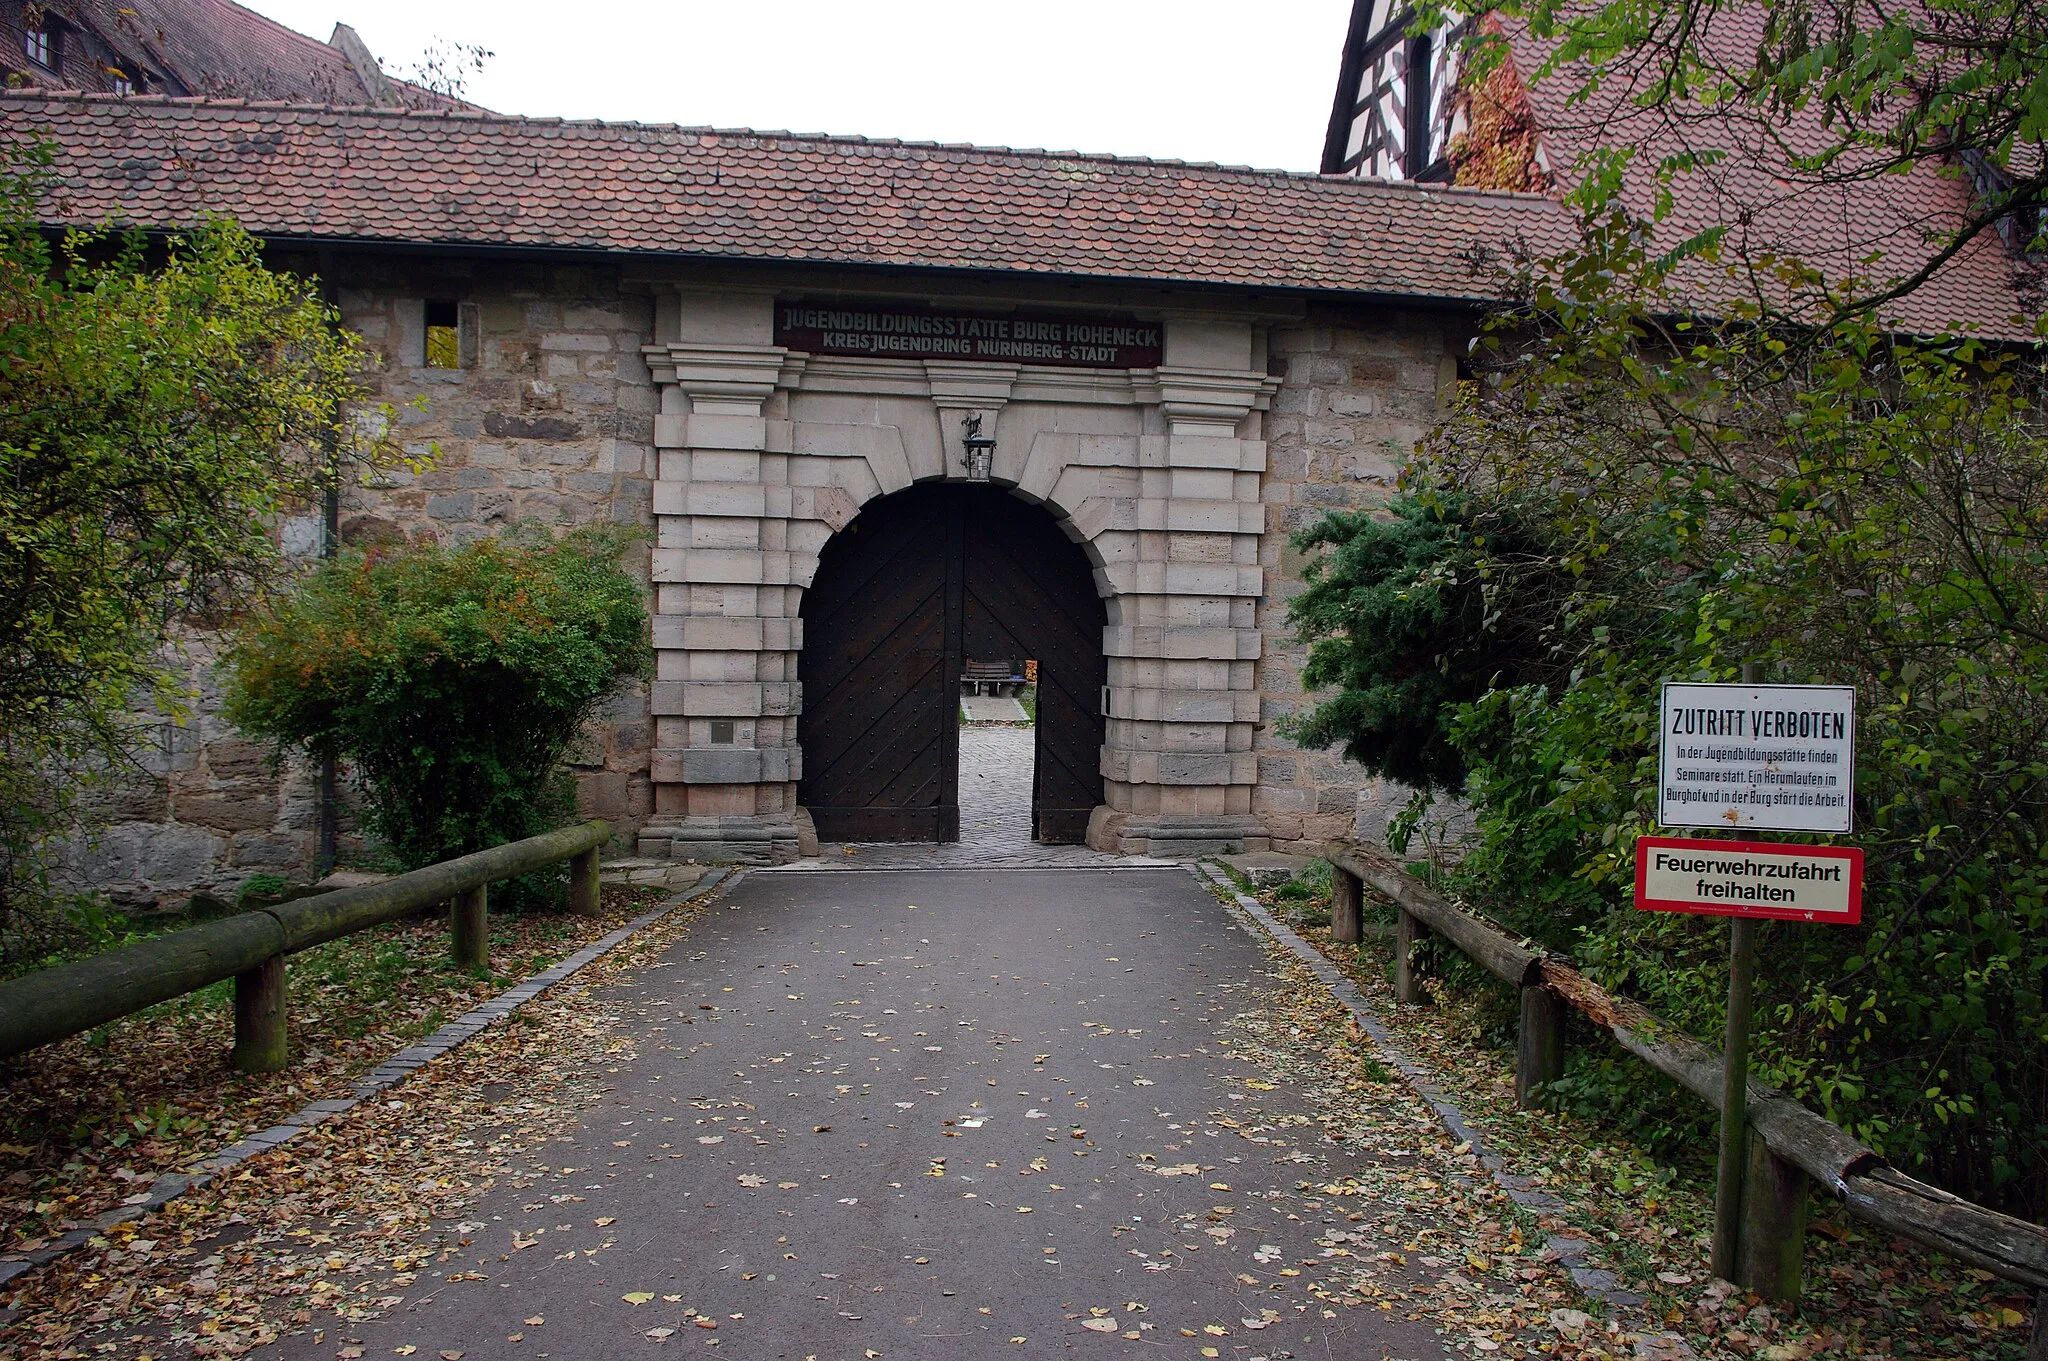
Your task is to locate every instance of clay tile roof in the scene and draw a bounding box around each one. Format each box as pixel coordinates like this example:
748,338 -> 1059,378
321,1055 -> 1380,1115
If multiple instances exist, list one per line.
1489,10 -> 2036,340
0,92 -> 1572,306
57,0 -> 474,109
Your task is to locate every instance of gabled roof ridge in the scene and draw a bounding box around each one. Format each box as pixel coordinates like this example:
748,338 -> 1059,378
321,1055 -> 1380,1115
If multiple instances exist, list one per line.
0,87 -> 1558,201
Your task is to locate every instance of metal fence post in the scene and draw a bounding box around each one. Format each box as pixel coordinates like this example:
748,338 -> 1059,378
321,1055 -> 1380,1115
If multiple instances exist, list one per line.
231,954 -> 288,1074
452,884 -> 489,970
570,846 -> 601,917
1393,907 -> 1428,1004
1516,982 -> 1565,1108
1329,864 -> 1364,944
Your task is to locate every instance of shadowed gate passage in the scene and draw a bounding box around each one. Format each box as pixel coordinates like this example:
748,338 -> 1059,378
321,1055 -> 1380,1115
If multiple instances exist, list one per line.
798,484 -> 1107,844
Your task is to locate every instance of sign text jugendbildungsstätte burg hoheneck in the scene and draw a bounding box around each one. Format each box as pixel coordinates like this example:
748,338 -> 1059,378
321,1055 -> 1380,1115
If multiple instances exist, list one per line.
775,303 -> 1165,369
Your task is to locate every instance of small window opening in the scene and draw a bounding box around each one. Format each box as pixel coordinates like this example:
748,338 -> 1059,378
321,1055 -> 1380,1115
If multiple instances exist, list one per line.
424,299 -> 459,368
1404,32 -> 1434,178
109,70 -> 134,95
709,720 -> 736,745
24,25 -> 51,68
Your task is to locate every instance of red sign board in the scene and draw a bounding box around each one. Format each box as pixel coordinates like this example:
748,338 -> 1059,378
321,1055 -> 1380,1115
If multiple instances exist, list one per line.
1635,836 -> 1863,924
774,301 -> 1163,369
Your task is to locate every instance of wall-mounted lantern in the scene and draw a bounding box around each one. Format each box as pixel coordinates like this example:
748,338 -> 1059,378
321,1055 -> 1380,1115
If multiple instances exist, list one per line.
960,411 -> 996,482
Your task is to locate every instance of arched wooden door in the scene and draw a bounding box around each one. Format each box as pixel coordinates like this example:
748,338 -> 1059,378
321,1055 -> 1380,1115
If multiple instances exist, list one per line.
798,483 -> 1106,843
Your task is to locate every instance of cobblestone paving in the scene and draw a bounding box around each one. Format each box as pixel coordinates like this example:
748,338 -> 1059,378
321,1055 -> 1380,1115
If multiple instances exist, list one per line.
792,724 -> 1172,870
959,694 -> 1029,722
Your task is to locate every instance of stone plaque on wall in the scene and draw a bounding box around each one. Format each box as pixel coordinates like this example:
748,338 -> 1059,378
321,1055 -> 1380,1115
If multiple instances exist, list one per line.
775,301 -> 1163,369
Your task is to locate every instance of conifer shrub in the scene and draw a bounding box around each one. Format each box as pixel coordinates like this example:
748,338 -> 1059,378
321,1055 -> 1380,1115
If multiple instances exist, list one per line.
225,526 -> 650,880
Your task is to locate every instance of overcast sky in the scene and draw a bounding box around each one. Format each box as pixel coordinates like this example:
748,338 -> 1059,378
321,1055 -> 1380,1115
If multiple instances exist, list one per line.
241,0 -> 1354,173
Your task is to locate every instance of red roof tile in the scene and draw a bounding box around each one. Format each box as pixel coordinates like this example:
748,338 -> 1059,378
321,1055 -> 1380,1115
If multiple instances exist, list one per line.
1,92 -> 1572,306
1493,11 -> 2035,339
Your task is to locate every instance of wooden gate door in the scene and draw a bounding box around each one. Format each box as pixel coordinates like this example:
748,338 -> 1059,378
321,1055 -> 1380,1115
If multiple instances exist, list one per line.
798,484 -> 1105,844
798,487 -> 962,841
957,485 -> 1107,843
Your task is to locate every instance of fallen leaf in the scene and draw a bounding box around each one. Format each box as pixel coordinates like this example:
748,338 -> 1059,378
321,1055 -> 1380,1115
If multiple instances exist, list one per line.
622,1292 -> 655,1305
1081,1319 -> 1118,1332
594,1217 -> 615,1227
646,1328 -> 675,1341
737,1174 -> 767,1187
522,1317 -> 544,1327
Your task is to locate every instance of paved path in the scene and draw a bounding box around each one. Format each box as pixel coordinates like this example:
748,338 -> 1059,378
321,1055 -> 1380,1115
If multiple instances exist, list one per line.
959,696 -> 1030,722
263,869 -> 1444,1361
805,726 -> 1170,870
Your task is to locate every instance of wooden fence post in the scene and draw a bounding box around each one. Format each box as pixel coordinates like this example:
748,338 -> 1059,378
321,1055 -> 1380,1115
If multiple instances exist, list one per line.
1329,865 -> 1363,944
452,885 -> 489,971
231,954 -> 287,1074
570,846 -> 601,918
1393,907 -> 1429,1004
1737,1128 -> 1808,1302
1516,983 -> 1565,1108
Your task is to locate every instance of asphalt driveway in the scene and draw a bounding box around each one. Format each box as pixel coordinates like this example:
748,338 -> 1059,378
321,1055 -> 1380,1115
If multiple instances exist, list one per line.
261,867 -> 1448,1361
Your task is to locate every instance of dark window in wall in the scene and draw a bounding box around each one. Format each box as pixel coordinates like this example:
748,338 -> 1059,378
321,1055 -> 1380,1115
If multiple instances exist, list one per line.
23,21 -> 52,69
1404,31 -> 1433,178
424,300 -> 459,369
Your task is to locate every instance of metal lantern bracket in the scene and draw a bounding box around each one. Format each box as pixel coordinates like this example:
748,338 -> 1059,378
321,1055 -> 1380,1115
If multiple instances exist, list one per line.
960,411 -> 996,481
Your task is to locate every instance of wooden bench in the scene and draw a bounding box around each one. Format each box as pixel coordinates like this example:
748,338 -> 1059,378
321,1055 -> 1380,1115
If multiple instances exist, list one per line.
961,659 -> 1026,696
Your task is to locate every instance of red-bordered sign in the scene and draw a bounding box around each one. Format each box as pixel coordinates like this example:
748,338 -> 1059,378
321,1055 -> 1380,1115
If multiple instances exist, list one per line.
1635,835 -> 1863,924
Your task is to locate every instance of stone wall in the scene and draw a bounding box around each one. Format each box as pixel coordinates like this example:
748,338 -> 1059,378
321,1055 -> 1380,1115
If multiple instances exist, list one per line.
57,262 -> 1470,903
57,255 -> 660,907
58,635 -> 326,908
329,256 -> 659,844
1251,305 -> 1467,854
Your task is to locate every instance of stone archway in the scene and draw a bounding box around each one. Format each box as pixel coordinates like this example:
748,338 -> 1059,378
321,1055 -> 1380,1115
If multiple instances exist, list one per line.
633,290 -> 1281,865
797,482 -> 1107,844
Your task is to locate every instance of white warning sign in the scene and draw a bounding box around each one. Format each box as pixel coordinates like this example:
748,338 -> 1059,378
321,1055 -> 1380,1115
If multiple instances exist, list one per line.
1636,836 -> 1863,923
1659,682 -> 1855,833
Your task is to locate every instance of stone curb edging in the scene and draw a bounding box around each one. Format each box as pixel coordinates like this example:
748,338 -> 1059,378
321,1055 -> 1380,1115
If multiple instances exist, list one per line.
0,868 -> 739,1295
1196,863 -> 1701,1358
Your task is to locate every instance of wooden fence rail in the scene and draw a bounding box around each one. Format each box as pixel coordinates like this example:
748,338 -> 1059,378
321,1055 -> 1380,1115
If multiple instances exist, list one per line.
1324,844 -> 2048,1334
0,820 -> 611,1075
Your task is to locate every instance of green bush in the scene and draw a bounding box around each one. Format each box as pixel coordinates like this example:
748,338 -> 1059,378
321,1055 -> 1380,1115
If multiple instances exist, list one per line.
1285,224 -> 2048,1214
224,526 -> 650,879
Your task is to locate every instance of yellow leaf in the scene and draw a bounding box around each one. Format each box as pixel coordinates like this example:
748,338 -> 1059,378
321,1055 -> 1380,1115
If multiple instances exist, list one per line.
622,1292 -> 655,1305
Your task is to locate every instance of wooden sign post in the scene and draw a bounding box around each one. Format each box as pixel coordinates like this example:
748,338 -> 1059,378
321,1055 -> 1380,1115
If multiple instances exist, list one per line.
1647,671 -> 1860,1298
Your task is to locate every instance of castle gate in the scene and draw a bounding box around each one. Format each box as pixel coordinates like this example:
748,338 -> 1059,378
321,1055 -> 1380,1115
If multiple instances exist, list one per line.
798,482 -> 1106,844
